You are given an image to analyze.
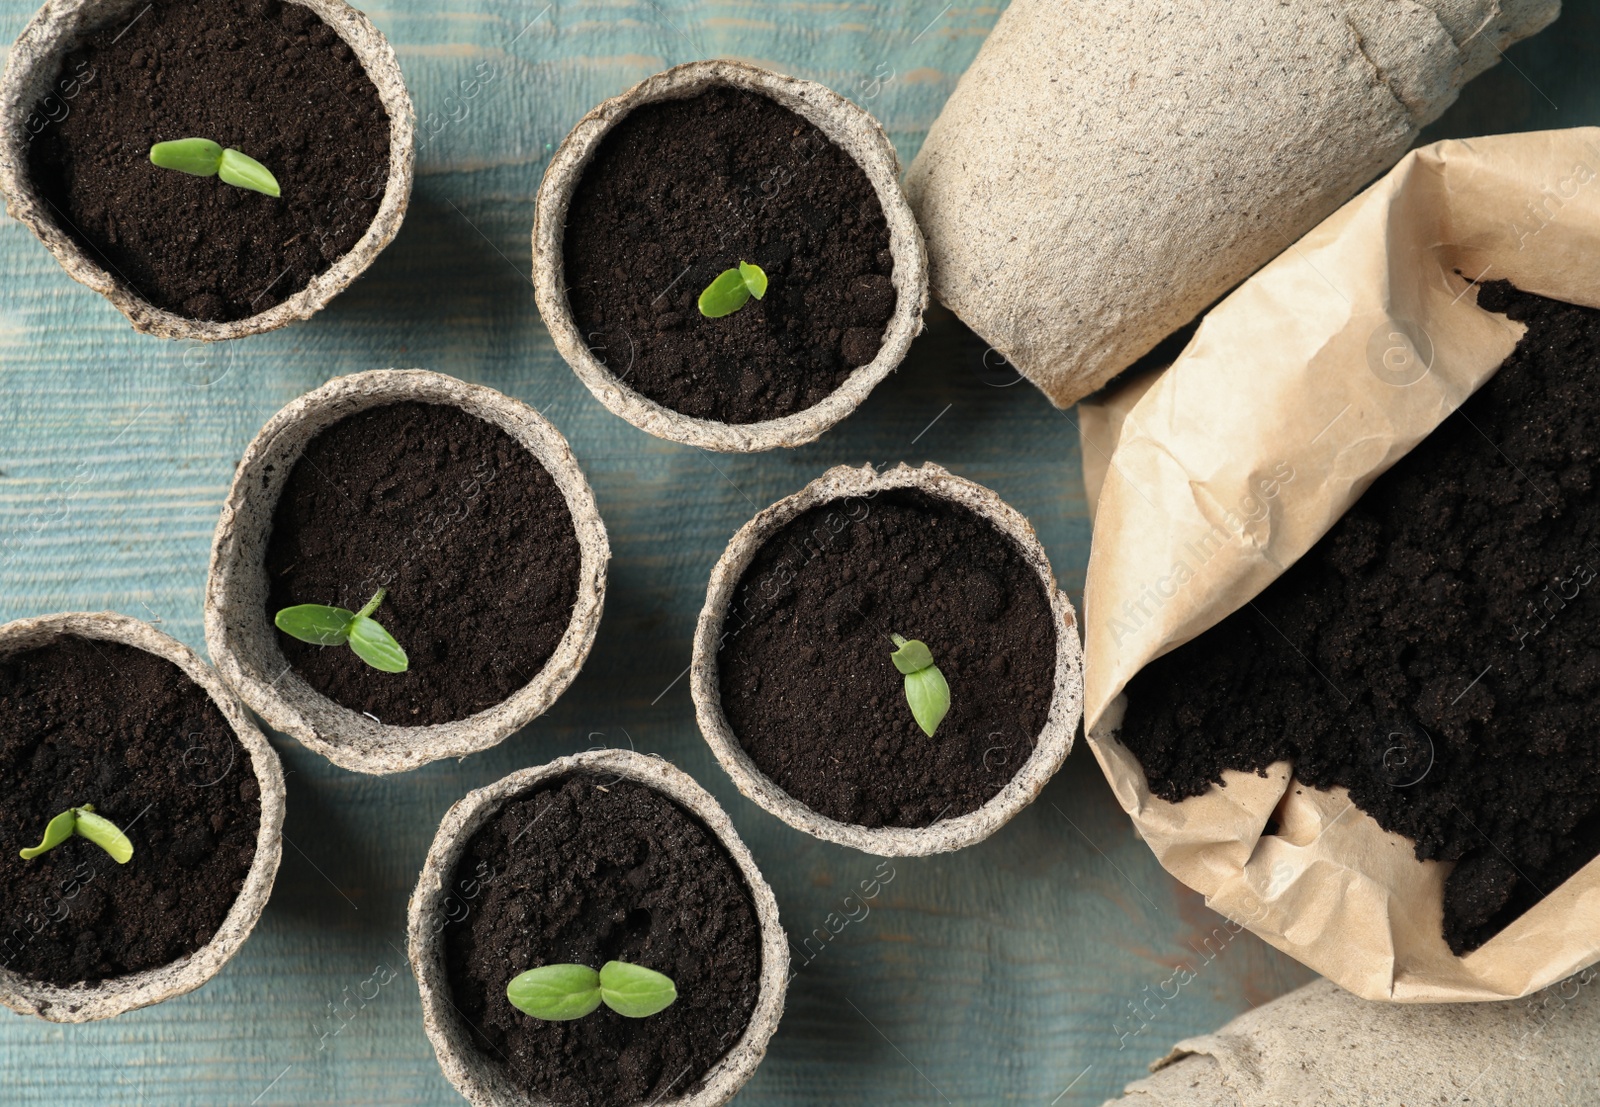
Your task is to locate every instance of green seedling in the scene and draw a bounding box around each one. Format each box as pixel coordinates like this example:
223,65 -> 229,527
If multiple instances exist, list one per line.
149,138 -> 281,198
697,261 -> 768,318
274,588 -> 409,673
890,633 -> 950,737
19,805 -> 133,864
506,960 -> 678,1021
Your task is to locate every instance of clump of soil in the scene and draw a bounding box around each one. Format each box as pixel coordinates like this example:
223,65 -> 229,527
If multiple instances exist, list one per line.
718,488 -> 1058,827
563,86 -> 897,425
265,401 -> 580,725
1119,282 -> 1600,954
0,637 -> 260,985
26,0 -> 390,321
442,774 -> 763,1107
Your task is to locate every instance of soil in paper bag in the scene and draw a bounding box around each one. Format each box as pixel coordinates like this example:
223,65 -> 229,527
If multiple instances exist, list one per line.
1120,283 -> 1600,954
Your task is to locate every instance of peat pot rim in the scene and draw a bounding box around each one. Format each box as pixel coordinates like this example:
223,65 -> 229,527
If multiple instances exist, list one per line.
691,461 -> 1085,855
204,369 -> 611,775
0,0 -> 415,340
532,58 -> 929,453
406,748 -> 788,1107
0,611 -> 286,1023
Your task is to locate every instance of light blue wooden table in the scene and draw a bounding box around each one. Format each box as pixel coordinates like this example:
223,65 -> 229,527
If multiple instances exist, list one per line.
1,2 -> 1595,1103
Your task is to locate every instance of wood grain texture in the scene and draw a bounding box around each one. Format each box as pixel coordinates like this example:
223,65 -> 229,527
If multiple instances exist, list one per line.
1,0 -> 1595,1102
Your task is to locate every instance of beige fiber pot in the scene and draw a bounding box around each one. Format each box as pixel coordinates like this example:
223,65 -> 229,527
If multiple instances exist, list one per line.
0,0 -> 415,338
0,611 -> 286,1023
533,59 -> 928,452
691,462 -> 1084,854
205,369 -> 610,775
407,749 -> 788,1106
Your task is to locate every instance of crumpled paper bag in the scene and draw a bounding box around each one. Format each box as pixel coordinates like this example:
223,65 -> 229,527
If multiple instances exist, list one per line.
1081,128 -> 1600,1002
1105,973 -> 1600,1105
904,0 -> 1560,409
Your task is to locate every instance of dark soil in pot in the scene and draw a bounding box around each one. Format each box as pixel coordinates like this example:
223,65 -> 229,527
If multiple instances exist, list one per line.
1118,281 -> 1600,955
563,86 -> 896,425
264,401 -> 580,726
25,0 -> 389,322
0,637 -> 260,984
441,773 -> 762,1107
718,489 -> 1057,827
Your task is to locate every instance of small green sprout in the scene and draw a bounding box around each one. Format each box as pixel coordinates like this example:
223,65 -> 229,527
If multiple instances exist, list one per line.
149,138 -> 281,198
697,261 -> 768,318
890,633 -> 950,737
19,805 -> 133,864
506,960 -> 677,1021
274,588 -> 409,673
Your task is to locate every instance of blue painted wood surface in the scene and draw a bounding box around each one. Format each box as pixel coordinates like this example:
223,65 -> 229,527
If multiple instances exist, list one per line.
0,1 -> 1595,1103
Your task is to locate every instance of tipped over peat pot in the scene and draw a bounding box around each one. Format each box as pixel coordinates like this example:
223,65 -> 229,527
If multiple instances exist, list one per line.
1112,284 -> 1600,956
0,0 -> 414,338
533,59 -> 928,453
205,370 -> 609,775
407,750 -> 787,1107
691,463 -> 1084,854
0,612 -> 285,1023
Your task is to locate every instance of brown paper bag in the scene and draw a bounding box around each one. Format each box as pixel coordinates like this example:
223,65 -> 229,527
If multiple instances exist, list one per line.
1081,128 -> 1600,1002
1105,973 -> 1600,1105
904,0 -> 1560,410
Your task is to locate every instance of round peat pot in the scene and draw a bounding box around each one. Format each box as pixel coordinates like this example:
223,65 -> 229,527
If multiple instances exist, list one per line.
407,749 -> 787,1107
205,370 -> 609,774
692,462 -> 1084,855
0,612 -> 285,1023
0,0 -> 414,338
533,59 -> 928,453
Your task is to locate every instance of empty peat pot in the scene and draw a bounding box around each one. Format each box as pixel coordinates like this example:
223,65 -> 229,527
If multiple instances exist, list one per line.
533,59 -> 928,452
205,370 -> 609,774
407,749 -> 787,1107
0,0 -> 414,338
692,462 -> 1084,854
0,611 -> 285,1023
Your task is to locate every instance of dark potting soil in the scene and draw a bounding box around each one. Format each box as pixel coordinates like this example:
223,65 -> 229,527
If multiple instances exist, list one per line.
718,488 -> 1058,827
1118,282 -> 1600,954
562,87 -> 897,425
26,0 -> 390,322
441,774 -> 763,1107
265,402 -> 580,725
0,637 -> 260,985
